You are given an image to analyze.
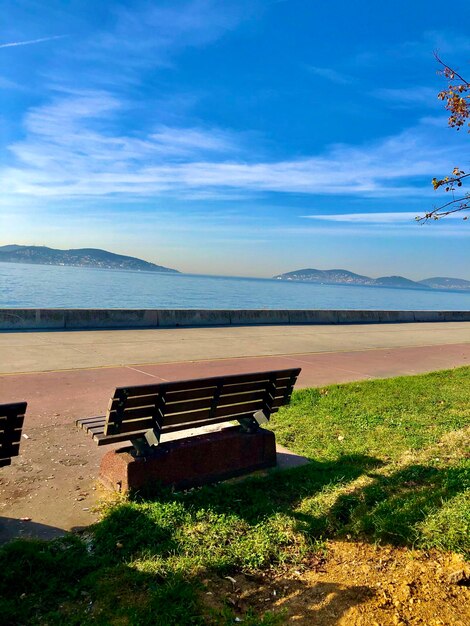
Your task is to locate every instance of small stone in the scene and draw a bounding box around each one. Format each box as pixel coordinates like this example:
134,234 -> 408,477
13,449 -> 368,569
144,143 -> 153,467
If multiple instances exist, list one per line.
448,569 -> 468,585
20,517 -> 31,522
22,434 -> 29,439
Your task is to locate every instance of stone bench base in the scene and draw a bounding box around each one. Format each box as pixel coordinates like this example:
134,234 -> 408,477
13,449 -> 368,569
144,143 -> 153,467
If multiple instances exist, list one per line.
99,426 -> 277,492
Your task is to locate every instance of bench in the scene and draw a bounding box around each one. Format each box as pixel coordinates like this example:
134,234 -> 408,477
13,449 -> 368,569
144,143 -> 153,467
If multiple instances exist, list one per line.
77,368 -> 301,490
0,402 -> 27,467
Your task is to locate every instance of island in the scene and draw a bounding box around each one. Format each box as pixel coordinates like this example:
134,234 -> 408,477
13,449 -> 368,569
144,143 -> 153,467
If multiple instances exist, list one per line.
0,245 -> 179,274
273,268 -> 470,292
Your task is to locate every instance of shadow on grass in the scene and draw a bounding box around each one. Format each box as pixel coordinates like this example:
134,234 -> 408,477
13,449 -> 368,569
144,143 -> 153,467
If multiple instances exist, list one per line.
327,463 -> 470,547
0,531 -> 376,626
0,534 -> 209,625
1,455 -> 467,625
128,454 -> 469,555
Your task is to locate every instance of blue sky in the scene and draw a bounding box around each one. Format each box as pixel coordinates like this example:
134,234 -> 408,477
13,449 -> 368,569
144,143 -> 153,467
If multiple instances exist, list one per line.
1,0 -> 469,279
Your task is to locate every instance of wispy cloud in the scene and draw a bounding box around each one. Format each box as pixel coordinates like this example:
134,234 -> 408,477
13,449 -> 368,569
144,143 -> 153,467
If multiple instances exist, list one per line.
0,75 -> 23,90
75,0 -> 257,74
307,66 -> 353,84
1,87 -> 466,200
0,35 -> 67,49
301,211 -> 463,224
371,86 -> 439,108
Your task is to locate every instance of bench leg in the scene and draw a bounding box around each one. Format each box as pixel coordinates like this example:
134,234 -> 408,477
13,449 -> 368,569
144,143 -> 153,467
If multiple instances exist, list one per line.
238,410 -> 269,433
130,427 -> 161,456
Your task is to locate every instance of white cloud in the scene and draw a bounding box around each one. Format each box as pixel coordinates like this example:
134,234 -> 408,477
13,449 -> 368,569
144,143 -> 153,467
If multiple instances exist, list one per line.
1,84 -> 467,200
302,212 -> 432,223
0,35 -> 67,49
0,76 -> 23,90
371,86 -> 439,108
76,0 -> 257,72
307,66 -> 353,85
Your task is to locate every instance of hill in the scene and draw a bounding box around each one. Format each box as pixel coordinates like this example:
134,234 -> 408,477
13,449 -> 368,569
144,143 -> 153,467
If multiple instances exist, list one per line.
274,268 -> 470,291
419,276 -> 470,291
0,245 -> 179,274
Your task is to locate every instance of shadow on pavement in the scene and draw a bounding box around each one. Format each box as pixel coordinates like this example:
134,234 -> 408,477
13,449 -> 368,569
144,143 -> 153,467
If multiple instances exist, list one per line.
0,516 -> 68,544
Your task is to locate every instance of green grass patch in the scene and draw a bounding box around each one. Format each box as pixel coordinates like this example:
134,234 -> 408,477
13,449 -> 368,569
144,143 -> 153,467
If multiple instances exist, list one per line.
269,366 -> 470,461
1,367 -> 469,624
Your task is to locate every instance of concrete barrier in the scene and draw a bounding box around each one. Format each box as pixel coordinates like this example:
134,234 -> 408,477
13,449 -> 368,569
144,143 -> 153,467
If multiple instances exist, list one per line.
230,310 -> 290,325
0,309 -> 65,330
65,309 -> 160,329
0,308 -> 468,331
158,310 -> 231,327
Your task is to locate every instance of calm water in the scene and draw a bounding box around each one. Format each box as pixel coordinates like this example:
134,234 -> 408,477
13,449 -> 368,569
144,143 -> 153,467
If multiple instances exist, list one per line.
1,262 -> 470,310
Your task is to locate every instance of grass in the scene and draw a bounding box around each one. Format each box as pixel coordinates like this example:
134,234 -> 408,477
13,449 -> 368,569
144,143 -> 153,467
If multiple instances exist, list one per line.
0,367 -> 469,625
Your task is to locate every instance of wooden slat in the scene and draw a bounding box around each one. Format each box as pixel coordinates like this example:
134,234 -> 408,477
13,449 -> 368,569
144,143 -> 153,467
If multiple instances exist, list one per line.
162,399 -> 265,428
87,425 -> 106,436
162,415 -> 248,435
111,368 -> 300,399
104,393 -> 288,435
0,433 -> 22,446
103,389 -> 294,437
0,443 -> 20,457
0,415 -> 25,429
107,388 -> 275,423
106,380 -> 292,412
106,383 -> 292,422
94,429 -> 155,446
76,416 -> 106,430
0,402 -> 27,419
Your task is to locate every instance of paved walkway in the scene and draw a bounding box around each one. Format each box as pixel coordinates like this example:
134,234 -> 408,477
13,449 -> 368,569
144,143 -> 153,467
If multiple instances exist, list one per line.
0,322 -> 469,542
1,321 -> 470,374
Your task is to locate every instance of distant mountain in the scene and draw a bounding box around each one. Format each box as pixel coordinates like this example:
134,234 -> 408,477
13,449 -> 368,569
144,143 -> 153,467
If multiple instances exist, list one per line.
274,268 -> 376,285
419,277 -> 470,291
273,268 -> 470,291
374,275 -> 428,290
0,245 -> 179,274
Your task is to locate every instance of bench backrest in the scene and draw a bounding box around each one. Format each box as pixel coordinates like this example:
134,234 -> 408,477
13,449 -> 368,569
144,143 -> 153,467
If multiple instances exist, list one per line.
0,402 -> 27,467
102,368 -> 301,444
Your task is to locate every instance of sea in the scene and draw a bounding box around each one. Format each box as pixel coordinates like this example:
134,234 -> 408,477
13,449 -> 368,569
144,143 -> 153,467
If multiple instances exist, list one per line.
1,262 -> 470,310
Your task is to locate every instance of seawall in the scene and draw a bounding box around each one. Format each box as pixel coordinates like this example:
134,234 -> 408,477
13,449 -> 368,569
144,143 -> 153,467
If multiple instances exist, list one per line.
0,308 -> 469,330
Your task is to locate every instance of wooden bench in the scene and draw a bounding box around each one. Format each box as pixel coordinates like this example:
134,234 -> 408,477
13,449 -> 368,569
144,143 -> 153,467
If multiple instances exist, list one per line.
77,369 -> 301,490
0,402 -> 27,467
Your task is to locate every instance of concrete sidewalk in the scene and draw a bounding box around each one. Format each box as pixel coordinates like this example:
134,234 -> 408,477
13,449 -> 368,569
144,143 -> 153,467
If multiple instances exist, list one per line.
1,321 -> 470,374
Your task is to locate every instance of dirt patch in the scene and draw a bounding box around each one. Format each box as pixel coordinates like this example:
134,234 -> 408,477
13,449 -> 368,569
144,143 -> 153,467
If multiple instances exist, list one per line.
204,541 -> 469,625
0,422 -> 104,542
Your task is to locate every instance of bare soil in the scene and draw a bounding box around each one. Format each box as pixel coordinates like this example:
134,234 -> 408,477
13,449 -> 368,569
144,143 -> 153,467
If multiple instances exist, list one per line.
205,540 -> 470,625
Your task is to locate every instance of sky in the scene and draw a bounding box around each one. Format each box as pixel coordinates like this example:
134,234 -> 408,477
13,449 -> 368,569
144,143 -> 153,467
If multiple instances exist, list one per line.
0,0 -> 469,279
